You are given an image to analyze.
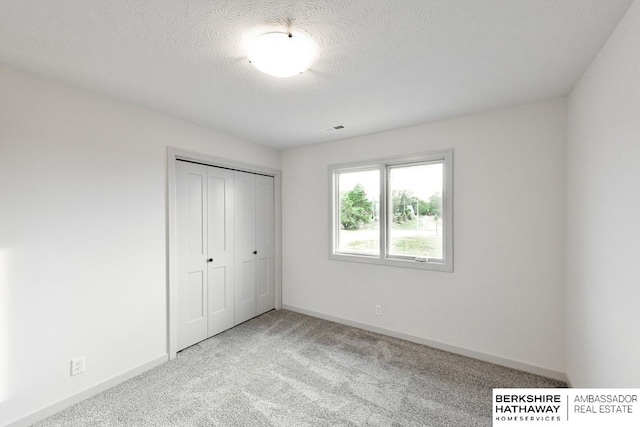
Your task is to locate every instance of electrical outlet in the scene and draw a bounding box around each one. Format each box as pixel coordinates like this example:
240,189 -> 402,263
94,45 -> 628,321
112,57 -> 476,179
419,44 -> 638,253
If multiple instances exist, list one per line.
70,356 -> 85,376
375,304 -> 382,316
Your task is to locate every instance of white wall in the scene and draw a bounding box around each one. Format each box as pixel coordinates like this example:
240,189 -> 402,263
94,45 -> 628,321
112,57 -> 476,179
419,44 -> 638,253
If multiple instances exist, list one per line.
0,64 -> 280,426
566,0 -> 640,387
281,99 -> 567,376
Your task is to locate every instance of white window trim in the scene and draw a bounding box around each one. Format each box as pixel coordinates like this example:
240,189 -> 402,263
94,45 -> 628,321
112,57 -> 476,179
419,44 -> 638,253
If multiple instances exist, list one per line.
329,150 -> 453,272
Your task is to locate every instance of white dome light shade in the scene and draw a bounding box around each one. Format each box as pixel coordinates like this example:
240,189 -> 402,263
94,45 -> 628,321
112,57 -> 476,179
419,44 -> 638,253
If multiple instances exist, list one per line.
247,32 -> 314,78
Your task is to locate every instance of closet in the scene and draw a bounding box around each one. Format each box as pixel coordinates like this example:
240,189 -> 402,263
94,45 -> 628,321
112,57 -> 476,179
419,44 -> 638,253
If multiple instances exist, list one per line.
175,160 -> 274,351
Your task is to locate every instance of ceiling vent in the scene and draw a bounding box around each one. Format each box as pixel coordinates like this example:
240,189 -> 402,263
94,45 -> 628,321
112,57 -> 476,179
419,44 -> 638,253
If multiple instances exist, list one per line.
322,125 -> 346,132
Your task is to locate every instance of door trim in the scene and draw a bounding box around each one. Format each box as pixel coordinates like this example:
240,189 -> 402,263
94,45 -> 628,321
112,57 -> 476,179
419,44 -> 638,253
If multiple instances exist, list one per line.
166,147 -> 282,360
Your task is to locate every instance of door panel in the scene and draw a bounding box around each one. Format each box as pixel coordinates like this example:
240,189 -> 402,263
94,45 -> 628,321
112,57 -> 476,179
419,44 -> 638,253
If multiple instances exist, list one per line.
256,257 -> 269,296
208,174 -> 228,253
208,266 -> 227,314
186,271 -> 205,321
234,171 -> 257,324
186,173 -> 205,258
207,167 -> 235,337
256,175 -> 275,315
239,260 -> 254,302
176,162 -> 208,351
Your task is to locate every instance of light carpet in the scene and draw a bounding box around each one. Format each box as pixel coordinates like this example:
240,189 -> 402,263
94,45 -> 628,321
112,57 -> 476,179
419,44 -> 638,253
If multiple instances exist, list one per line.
34,309 -> 565,426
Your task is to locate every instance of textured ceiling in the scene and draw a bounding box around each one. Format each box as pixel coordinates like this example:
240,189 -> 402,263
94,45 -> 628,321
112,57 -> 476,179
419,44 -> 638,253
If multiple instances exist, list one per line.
0,0 -> 634,149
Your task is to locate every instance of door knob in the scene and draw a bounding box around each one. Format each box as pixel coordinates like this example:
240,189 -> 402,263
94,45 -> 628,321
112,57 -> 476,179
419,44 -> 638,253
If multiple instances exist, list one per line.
253,251 -> 257,255
207,258 -> 213,263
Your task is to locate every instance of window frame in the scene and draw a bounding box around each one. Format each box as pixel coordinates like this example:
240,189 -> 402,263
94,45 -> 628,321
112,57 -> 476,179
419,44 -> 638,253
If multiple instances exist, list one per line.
329,150 -> 453,272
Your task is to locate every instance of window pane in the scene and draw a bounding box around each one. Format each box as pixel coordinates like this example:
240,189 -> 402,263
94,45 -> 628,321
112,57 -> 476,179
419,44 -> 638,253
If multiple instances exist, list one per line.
388,162 -> 443,260
336,169 -> 380,255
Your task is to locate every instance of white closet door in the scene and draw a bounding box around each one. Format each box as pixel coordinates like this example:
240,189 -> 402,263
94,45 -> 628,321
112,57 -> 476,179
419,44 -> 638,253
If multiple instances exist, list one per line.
234,171 -> 257,324
256,175 -> 275,315
176,161 -> 208,350
177,162 -> 275,350
206,167 -> 235,337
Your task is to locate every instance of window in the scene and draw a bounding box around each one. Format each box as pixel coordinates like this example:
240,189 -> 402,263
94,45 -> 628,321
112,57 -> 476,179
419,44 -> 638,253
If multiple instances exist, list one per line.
330,150 -> 453,272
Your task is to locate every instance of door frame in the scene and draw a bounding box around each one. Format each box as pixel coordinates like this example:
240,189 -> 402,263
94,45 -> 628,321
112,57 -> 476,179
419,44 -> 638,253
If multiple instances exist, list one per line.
166,147 -> 282,360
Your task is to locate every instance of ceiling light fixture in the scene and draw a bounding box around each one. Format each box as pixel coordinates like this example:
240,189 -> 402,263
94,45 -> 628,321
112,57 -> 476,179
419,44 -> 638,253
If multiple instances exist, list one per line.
247,32 -> 314,78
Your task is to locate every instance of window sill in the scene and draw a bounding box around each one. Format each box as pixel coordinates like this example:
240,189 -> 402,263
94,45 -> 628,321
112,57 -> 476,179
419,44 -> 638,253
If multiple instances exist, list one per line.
329,252 -> 453,272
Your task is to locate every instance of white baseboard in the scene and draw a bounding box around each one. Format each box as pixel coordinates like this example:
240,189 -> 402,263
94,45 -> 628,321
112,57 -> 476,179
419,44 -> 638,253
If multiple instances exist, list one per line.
282,305 -> 568,383
7,354 -> 168,427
